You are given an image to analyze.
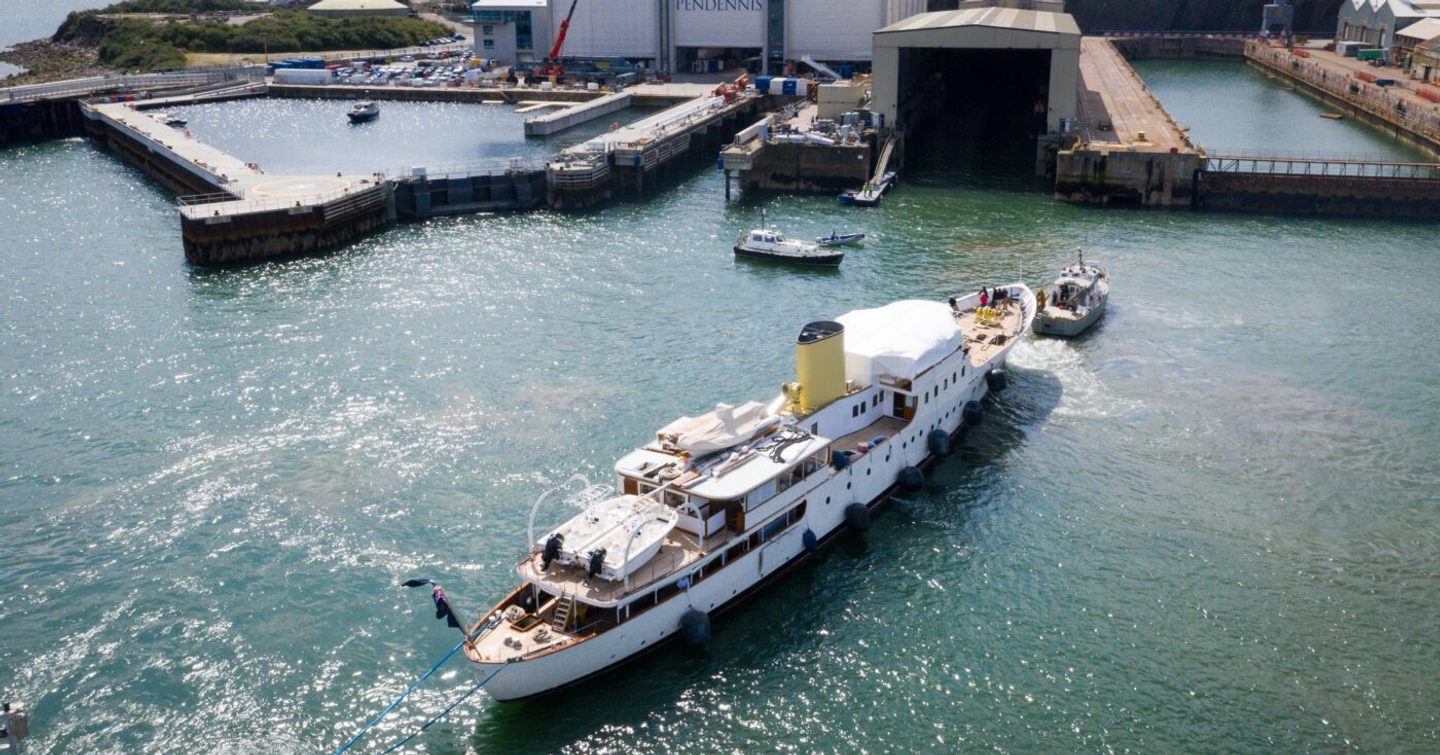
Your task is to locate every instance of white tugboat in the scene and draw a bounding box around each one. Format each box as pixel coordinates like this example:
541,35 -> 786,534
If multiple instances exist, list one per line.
464,287 -> 1035,701
1033,250 -> 1109,337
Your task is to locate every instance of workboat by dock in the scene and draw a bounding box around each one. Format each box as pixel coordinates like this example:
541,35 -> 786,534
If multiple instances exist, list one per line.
347,100 -> 379,124
464,288 -> 1036,700
735,228 -> 844,266
840,171 -> 896,207
816,231 -> 866,247
1034,251 -> 1109,337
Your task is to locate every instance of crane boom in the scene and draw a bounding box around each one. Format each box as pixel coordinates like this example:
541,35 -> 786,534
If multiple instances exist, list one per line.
548,0 -> 580,62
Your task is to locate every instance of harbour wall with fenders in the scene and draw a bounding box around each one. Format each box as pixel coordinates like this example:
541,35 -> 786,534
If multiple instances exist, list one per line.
1243,41 -> 1440,159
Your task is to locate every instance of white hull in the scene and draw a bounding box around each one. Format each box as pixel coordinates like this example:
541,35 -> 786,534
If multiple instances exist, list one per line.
1034,298 -> 1106,337
468,290 -> 1034,701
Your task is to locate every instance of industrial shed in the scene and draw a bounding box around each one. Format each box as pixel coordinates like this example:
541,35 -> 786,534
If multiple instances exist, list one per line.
307,0 -> 411,19
869,7 -> 1080,135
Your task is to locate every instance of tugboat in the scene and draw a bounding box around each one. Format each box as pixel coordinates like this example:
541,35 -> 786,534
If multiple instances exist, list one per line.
347,100 -> 380,124
1033,250 -> 1110,337
463,286 -> 1036,700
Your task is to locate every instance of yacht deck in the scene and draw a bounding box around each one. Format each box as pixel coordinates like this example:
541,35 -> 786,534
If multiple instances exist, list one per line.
957,300 -> 1025,367
520,528 -> 724,606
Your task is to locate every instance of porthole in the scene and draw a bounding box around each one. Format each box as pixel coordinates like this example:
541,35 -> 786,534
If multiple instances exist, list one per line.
846,482 -> 852,490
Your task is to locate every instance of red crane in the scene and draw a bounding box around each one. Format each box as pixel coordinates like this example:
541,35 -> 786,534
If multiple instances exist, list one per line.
540,0 -> 580,78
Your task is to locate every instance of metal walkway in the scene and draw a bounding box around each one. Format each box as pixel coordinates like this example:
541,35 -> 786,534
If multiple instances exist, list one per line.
1203,152 -> 1440,180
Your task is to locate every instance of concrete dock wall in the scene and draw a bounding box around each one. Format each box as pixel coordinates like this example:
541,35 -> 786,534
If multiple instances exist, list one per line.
83,113 -> 229,197
525,92 -> 632,136
1245,42 -> 1440,159
1195,171 -> 1440,218
0,99 -> 86,146
267,84 -> 596,105
1111,36 -> 1246,61
181,185 -> 391,265
1055,148 -> 1201,206
739,141 -> 872,194
392,170 -> 546,219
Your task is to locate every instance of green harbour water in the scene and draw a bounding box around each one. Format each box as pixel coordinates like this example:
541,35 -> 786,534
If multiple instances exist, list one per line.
2,59 -> 1439,753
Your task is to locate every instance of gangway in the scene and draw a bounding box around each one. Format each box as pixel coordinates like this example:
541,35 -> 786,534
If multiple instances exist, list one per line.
871,133 -> 898,185
800,56 -> 842,81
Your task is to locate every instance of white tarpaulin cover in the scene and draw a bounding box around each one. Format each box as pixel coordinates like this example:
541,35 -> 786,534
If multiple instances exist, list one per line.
837,300 -> 962,382
657,401 -> 771,456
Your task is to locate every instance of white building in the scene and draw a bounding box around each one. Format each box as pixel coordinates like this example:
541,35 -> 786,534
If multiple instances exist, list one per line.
473,0 -> 927,72
1338,0 -> 1440,50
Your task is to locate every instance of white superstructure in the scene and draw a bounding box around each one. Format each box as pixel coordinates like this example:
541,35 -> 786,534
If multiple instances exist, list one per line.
465,288 -> 1035,701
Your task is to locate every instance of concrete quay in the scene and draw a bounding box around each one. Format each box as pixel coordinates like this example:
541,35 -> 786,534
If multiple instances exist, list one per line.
719,103 -> 874,195
548,89 -> 764,208
524,91 -> 634,136
1054,37 -> 1201,207
83,99 -> 388,264
1244,41 -> 1440,158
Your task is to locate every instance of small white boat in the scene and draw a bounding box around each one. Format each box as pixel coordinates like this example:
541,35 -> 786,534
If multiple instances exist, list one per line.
155,112 -> 187,127
735,228 -> 843,266
816,231 -> 865,247
347,100 -> 379,123
1034,250 -> 1110,337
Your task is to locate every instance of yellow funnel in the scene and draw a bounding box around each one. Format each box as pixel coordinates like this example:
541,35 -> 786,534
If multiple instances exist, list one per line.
796,321 -> 846,414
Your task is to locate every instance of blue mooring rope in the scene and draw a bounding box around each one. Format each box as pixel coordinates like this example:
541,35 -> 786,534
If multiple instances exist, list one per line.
333,617 -> 499,755
374,663 -> 506,755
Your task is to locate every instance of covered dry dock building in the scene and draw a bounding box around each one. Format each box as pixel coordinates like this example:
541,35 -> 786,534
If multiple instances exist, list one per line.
871,6 -> 1080,138
471,0 -> 926,71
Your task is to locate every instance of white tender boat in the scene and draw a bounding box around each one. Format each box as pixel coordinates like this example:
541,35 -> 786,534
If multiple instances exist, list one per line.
735,228 -> 843,266
465,287 -> 1036,701
816,231 -> 866,247
1033,251 -> 1110,337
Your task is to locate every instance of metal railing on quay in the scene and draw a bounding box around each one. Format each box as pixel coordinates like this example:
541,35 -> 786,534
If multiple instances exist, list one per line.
382,157 -> 541,181
176,184 -> 384,220
1203,146 -> 1440,164
4,66 -> 264,103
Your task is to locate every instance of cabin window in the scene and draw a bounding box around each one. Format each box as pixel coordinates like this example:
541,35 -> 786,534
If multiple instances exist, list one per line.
880,390 -> 886,402
924,393 -> 929,405
639,483 -> 656,497
655,580 -> 681,604
761,515 -> 787,541
860,402 -> 867,415
871,394 -> 879,408
811,422 -> 819,435
747,481 -> 775,509
788,501 -> 807,524
952,372 -> 957,383
663,490 -> 686,508
852,405 -> 859,418
725,540 -> 749,564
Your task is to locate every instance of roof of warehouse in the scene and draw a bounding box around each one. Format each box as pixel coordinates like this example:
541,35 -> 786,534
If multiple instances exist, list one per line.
1398,17 -> 1440,41
308,0 -> 408,11
875,7 -> 1081,38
